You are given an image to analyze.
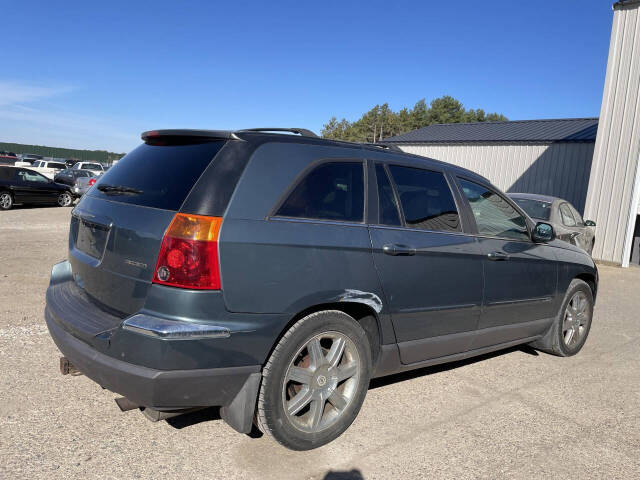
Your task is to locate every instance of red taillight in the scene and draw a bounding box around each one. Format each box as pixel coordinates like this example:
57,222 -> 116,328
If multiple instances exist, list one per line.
153,213 -> 222,290
88,178 -> 96,186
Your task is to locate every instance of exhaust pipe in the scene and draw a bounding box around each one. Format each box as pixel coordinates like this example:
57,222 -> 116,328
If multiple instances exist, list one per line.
59,357 -> 82,376
142,407 -> 206,422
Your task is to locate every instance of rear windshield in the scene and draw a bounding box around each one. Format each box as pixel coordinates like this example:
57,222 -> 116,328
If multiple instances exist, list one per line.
89,141 -> 225,210
512,198 -> 552,220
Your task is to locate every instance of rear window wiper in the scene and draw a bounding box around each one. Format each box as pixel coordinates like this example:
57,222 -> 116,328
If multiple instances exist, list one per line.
97,184 -> 143,195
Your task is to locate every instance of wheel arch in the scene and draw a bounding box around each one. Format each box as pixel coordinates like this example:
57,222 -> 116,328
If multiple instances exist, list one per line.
267,302 -> 383,371
575,272 -> 597,301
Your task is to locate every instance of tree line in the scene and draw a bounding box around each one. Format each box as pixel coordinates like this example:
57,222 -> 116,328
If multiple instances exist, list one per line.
321,95 -> 508,143
0,141 -> 125,164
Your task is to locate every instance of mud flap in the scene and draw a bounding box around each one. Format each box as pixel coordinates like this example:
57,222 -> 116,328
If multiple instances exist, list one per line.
220,372 -> 261,434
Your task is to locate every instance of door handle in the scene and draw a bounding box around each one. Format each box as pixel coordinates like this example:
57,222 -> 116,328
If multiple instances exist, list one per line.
383,244 -> 416,256
487,251 -> 509,261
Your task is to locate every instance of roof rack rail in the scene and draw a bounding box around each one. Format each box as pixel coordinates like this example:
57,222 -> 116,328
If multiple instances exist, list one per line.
239,128 -> 318,138
366,143 -> 403,152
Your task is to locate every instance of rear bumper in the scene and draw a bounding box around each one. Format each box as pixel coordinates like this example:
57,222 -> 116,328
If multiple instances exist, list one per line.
46,311 -> 260,410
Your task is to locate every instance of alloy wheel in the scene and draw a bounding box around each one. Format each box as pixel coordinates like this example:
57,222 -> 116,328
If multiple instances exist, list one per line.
0,193 -> 11,209
562,291 -> 590,347
58,192 -> 72,207
282,332 -> 360,433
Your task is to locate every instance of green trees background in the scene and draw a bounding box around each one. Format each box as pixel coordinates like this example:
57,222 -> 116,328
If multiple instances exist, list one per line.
321,95 -> 508,142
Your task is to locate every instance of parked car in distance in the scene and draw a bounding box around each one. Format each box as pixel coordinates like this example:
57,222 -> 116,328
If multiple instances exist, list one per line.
54,169 -> 96,198
0,165 -> 74,210
29,160 -> 68,179
0,151 -> 18,165
509,193 -> 596,254
45,128 -> 598,450
20,154 -> 44,164
71,161 -> 105,176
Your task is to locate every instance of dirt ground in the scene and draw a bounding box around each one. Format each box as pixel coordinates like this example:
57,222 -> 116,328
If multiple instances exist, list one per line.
1,205 -> 639,479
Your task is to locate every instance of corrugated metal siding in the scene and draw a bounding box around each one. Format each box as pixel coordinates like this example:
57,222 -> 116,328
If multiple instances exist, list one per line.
584,1 -> 640,264
398,142 -> 595,212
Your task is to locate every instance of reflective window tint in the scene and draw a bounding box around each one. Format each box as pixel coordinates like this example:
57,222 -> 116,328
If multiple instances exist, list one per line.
459,179 -> 529,241
375,164 -> 401,225
388,165 -> 460,232
276,162 -> 364,222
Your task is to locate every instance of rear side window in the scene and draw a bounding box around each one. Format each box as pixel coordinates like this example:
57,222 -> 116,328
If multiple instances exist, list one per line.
388,165 -> 461,232
90,141 -> 226,210
375,164 -> 401,225
276,161 -> 364,222
82,163 -> 102,170
49,162 -> 66,169
0,167 -> 13,180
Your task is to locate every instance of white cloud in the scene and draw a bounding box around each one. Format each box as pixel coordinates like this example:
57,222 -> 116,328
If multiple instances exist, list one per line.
0,82 -> 73,107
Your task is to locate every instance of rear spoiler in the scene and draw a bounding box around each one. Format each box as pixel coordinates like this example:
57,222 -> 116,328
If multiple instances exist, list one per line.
141,127 -> 318,143
141,129 -> 237,143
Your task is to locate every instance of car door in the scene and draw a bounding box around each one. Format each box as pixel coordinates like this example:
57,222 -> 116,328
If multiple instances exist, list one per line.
368,163 -> 484,364
19,169 -> 58,203
455,177 -> 557,348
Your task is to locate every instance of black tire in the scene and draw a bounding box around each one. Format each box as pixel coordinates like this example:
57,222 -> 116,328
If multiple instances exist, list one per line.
57,192 -> 73,207
0,191 -> 13,210
256,310 -> 372,450
529,279 -> 593,356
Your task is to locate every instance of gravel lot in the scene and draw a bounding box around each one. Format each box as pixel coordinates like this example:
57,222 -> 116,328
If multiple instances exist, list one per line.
1,206 -> 639,479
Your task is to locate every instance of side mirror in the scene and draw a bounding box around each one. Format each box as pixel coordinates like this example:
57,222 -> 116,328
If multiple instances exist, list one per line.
532,222 -> 554,243
585,220 -> 596,227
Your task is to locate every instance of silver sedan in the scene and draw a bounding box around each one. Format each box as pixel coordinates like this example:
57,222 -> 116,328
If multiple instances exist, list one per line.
509,193 -> 596,254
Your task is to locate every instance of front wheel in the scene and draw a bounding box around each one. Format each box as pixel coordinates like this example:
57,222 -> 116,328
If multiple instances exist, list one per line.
530,279 -> 594,356
0,191 -> 13,210
256,310 -> 372,450
57,192 -> 73,207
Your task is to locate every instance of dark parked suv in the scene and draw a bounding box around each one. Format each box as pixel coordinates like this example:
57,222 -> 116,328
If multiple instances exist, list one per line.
45,128 -> 597,450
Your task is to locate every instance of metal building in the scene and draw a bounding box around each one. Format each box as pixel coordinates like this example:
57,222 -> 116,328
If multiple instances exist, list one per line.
384,118 -> 598,213
584,0 -> 640,267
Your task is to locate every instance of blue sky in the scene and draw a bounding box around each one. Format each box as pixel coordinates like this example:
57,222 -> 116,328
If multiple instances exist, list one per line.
1,0 -> 614,153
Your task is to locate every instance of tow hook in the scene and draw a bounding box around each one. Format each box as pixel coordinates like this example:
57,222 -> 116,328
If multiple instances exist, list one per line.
59,357 -> 82,376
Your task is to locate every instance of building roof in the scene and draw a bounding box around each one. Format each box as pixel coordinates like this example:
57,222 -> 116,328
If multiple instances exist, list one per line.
383,118 -> 599,144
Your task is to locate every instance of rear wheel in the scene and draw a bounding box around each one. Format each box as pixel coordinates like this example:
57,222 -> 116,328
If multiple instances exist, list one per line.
530,279 -> 593,356
256,310 -> 372,450
57,192 -> 73,207
0,191 -> 13,210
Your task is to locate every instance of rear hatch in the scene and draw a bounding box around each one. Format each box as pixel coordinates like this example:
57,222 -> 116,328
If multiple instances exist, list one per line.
68,139 -> 227,315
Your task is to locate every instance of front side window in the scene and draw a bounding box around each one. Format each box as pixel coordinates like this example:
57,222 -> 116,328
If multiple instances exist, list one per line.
559,203 -> 577,227
459,178 -> 529,241
375,164 -> 401,225
276,161 -> 364,222
568,203 -> 584,226
388,165 -> 460,232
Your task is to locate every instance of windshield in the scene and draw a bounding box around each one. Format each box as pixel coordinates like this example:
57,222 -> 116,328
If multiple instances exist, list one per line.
512,198 -> 552,220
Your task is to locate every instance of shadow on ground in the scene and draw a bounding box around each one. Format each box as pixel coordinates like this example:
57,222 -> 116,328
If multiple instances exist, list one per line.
165,344 -> 538,432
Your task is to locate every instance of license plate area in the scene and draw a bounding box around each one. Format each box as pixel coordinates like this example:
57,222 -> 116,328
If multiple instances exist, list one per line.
75,217 -> 111,259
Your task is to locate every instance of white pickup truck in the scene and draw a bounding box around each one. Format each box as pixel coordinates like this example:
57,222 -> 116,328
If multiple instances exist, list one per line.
71,162 -> 105,176
28,160 -> 68,179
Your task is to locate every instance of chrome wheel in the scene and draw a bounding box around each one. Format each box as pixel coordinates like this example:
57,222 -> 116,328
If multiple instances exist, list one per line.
282,332 -> 360,433
0,192 -> 11,209
562,291 -> 590,347
57,192 -> 72,207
